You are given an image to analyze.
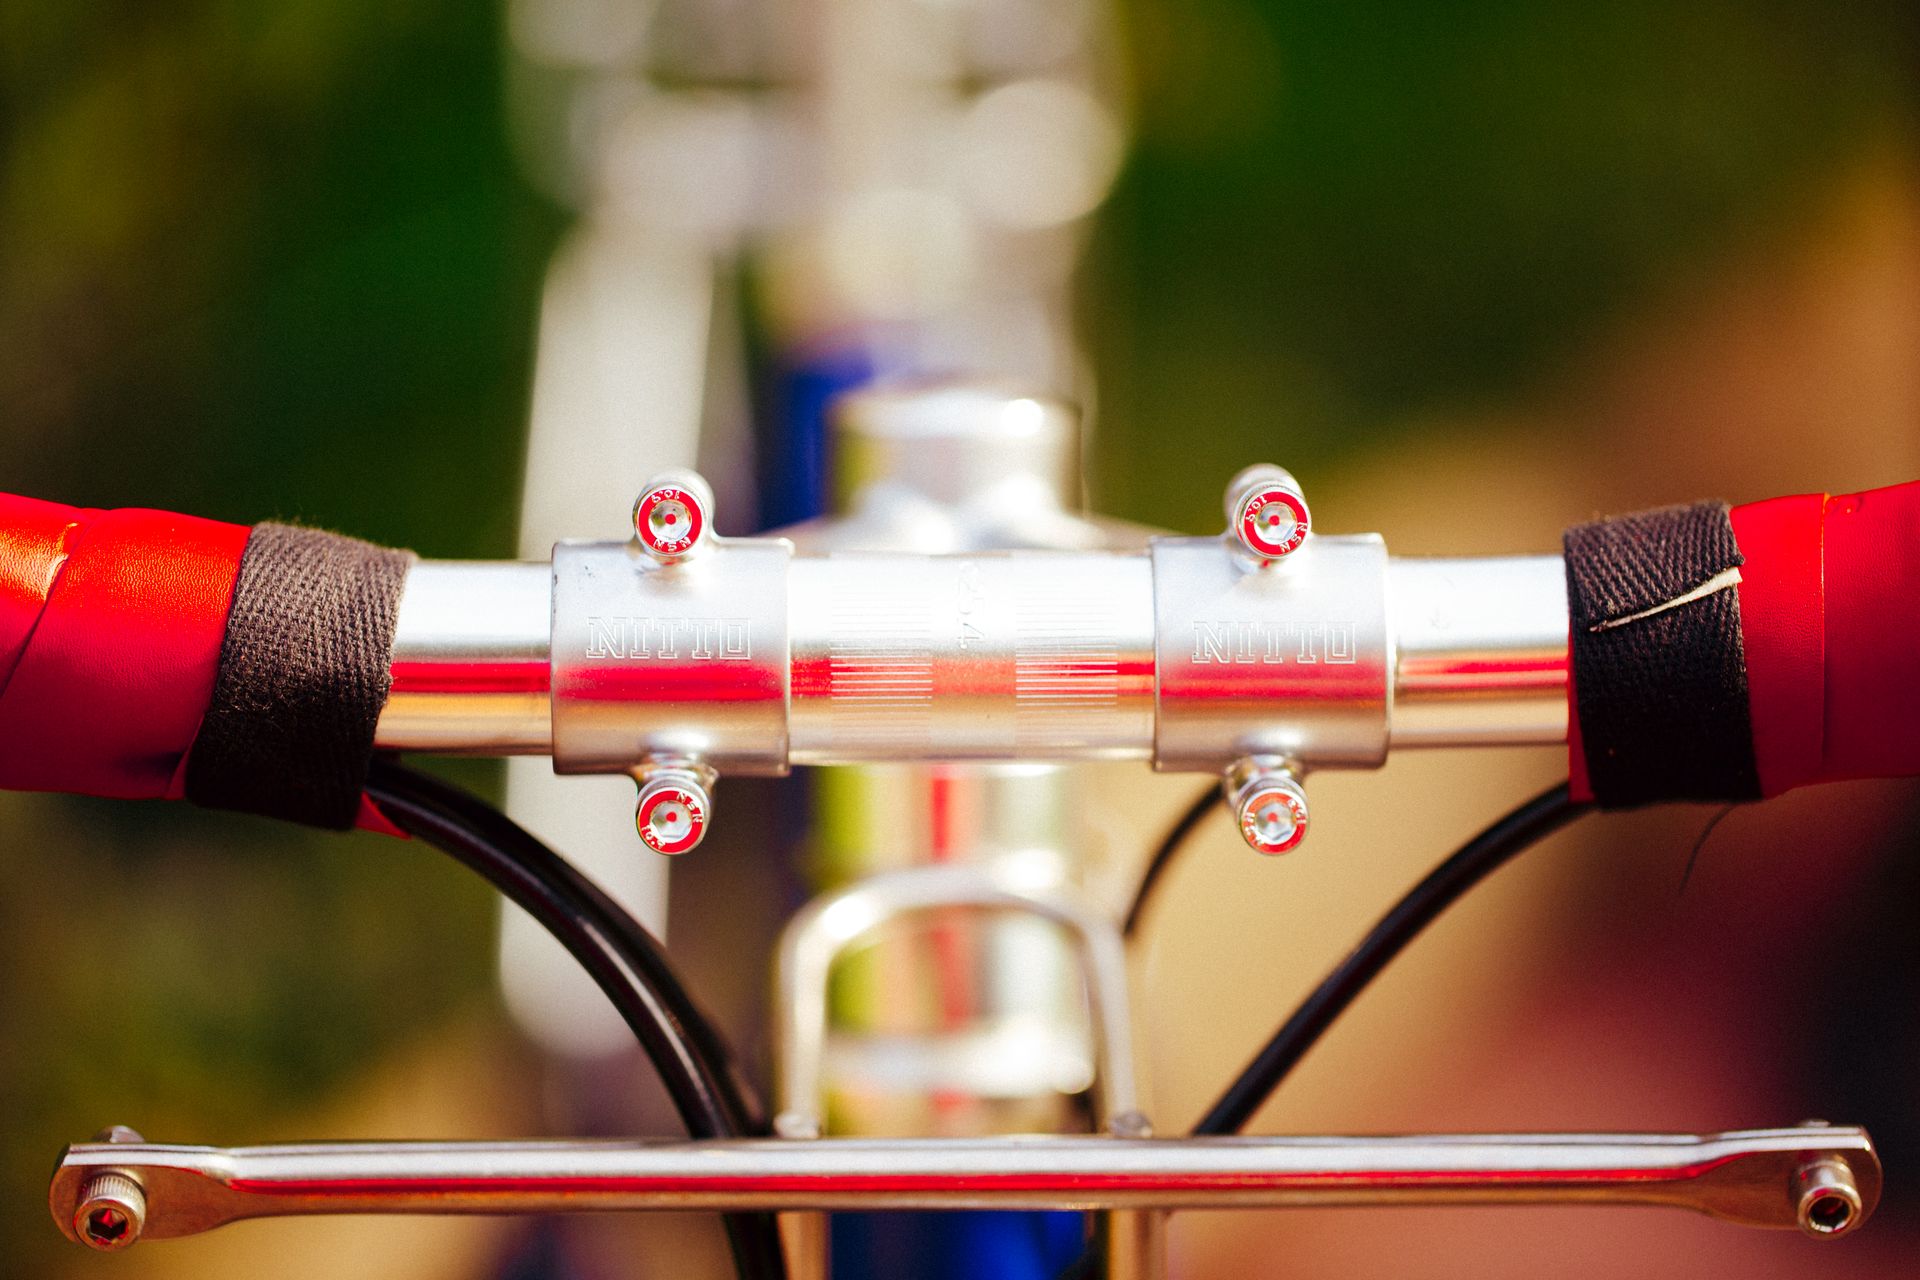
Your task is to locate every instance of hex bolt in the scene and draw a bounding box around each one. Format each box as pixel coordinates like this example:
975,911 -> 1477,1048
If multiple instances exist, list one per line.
635,767 -> 713,855
1225,758 -> 1310,855
1225,464 -> 1310,563
1791,1154 -> 1863,1238
73,1172 -> 145,1252
632,470 -> 715,563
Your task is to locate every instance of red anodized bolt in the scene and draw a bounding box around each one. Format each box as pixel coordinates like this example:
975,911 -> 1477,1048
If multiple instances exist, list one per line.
636,778 -> 709,855
632,476 -> 710,561
1236,779 -> 1309,855
1234,483 -> 1310,561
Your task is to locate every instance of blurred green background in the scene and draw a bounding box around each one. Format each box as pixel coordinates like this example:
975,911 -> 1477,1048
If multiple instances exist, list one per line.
1092,0 -> 1918,514
4,2 -> 1919,1277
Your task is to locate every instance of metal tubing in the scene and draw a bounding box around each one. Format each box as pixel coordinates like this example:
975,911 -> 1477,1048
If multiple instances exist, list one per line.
550,538 -> 793,775
375,552 -> 1571,763
1389,556 -> 1570,747
771,865 -> 1144,1142
380,561 -> 552,754
1105,1209 -> 1167,1280
1152,535 -> 1391,770
787,552 -> 1157,764
50,1128 -> 1878,1243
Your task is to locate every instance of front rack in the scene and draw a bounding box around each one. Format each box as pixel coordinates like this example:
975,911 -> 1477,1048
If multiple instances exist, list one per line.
54,1126 -> 1879,1266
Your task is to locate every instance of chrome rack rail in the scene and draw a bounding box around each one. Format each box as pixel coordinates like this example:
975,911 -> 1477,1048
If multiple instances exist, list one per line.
54,1126 -> 1877,1253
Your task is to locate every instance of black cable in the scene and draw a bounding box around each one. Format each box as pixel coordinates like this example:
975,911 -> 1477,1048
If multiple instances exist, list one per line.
366,759 -> 758,1132
1122,784 -> 1219,938
363,759 -> 785,1280
1193,782 -> 1589,1136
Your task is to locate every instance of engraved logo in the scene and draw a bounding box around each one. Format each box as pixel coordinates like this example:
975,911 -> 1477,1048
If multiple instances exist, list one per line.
585,616 -> 751,661
1190,620 -> 1358,665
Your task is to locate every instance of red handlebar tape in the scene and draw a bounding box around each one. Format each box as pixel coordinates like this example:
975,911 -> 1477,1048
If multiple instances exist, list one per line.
0,495 -> 248,801
1570,479 -> 1920,804
0,494 -> 403,834
1730,481 -> 1920,796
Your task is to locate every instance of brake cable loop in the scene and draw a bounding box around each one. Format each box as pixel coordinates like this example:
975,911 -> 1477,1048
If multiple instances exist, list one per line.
362,760 -> 785,1280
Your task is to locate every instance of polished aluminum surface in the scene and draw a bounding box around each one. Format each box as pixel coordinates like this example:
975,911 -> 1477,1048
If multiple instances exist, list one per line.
788,552 -> 1157,764
1154,534 -> 1392,771
772,864 -> 1144,1141
1389,555 -> 1569,747
832,384 -> 1082,515
550,538 -> 792,775
375,552 -> 1573,763
51,1128 -> 1877,1242
379,561 -> 552,754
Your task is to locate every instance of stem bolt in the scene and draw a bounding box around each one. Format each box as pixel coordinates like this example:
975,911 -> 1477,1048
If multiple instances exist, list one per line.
633,470 -> 713,563
1226,758 -> 1309,855
1227,465 -> 1310,563
636,768 -> 713,855
73,1172 -> 145,1252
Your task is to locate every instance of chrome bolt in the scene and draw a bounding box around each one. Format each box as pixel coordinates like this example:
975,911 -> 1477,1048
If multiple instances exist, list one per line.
635,766 -> 713,855
1792,1154 -> 1863,1238
73,1172 -> 145,1252
632,470 -> 714,563
1226,464 -> 1310,563
774,1110 -> 822,1140
1225,757 -> 1309,855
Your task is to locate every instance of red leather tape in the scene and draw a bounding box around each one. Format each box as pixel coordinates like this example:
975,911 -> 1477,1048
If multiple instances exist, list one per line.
0,495 -> 250,799
1820,484 -> 1920,784
0,493 -> 404,835
1727,494 -> 1825,795
1731,482 -> 1920,794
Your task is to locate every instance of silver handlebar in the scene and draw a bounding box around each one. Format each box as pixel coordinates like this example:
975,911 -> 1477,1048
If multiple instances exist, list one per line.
376,520 -> 1567,768
375,464 -> 1567,854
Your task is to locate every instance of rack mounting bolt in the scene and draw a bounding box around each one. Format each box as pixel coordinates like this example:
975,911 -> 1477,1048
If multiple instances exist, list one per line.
1793,1154 -> 1863,1238
73,1172 -> 145,1252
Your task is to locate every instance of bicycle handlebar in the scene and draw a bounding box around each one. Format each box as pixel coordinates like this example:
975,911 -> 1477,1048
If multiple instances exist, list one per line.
5,470 -> 1918,843
378,548 -> 1571,766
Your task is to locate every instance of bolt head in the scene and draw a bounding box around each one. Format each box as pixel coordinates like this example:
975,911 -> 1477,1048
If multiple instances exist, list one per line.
1234,482 -> 1310,561
636,777 -> 710,855
1793,1156 -> 1863,1238
773,1110 -> 823,1140
1236,777 -> 1309,855
633,473 -> 711,561
73,1173 -> 145,1252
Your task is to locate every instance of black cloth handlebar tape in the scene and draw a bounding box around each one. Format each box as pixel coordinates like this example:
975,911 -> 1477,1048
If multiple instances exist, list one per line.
184,523 -> 414,829
1564,501 -> 1759,807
